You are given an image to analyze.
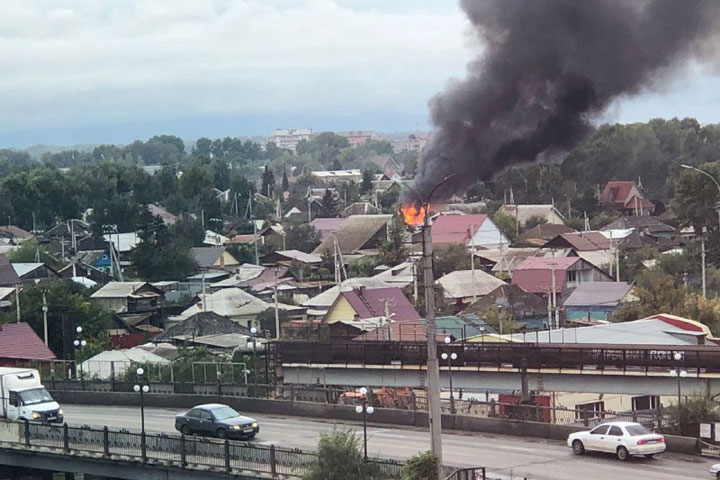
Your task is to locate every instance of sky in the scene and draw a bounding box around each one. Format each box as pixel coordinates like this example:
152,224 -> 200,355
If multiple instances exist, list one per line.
1,0 -> 720,148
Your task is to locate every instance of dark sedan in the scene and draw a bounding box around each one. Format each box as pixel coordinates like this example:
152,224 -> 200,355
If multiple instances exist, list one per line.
174,404 -> 259,439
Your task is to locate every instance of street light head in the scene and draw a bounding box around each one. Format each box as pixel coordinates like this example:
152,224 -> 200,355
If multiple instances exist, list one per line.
679,370 -> 688,378
133,385 -> 140,392
136,367 -> 144,376
681,164 -> 692,169
674,352 -> 683,361
250,327 -> 257,335
80,340 -> 87,347
669,369 -> 678,377
441,353 -> 448,360
480,327 -> 485,333
73,340 -> 80,347
359,387 -> 368,396
451,353 -> 458,360
366,406 -> 374,415
76,326 -> 82,333
355,405 -> 363,414
444,337 -> 451,344
142,385 -> 150,393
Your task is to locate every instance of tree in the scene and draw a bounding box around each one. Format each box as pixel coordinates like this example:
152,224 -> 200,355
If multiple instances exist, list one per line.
282,167 -> 290,192
523,215 -> 547,230
378,215 -> 408,266
433,244 -> 471,278
304,429 -> 380,480
491,212 -> 518,242
283,219 -> 321,253
8,239 -> 61,269
131,218 -> 197,281
318,189 -> 339,218
402,451 -> 438,480
361,169 -> 374,194
261,165 -> 276,198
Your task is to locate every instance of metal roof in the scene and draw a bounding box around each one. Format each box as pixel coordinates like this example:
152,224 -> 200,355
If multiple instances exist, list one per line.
91,282 -> 158,298
0,323 -> 56,360
312,215 -> 392,255
564,282 -> 635,307
437,270 -> 506,299
180,287 -> 269,319
303,277 -> 394,308
12,263 -> 44,278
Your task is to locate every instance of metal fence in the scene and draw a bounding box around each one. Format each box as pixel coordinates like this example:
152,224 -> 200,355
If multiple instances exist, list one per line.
445,467 -> 487,480
13,421 -> 404,478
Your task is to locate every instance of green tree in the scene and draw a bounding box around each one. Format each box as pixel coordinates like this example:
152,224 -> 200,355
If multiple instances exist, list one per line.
131,218 -> 197,281
523,215 -> 547,230
261,165 -> 276,198
378,215 -> 408,266
304,429 -> 380,480
361,169 -> 374,194
318,189 -> 339,218
282,167 -> 290,192
402,451 -> 438,480
491,212 -> 518,242
8,239 -> 62,269
283,219 -> 321,253
433,244 -> 471,278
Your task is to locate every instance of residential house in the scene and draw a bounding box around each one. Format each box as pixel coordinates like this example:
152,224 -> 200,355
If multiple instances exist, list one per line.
12,263 -> 60,284
90,282 -> 165,314
203,230 -> 230,246
178,287 -> 269,329
0,255 -> 21,287
472,248 -> 543,277
0,323 -> 56,363
303,277 -> 393,317
436,269 -> 506,309
313,215 -> 392,255
601,216 -> 677,248
103,232 -> 140,262
515,224 -> 576,247
67,251 -> 112,277
564,282 -> 637,324
261,250 -> 321,267
189,246 -> 240,271
312,169 -> 363,185
0,226 -> 33,244
370,155 -> 403,180
496,204 -> 566,228
462,284 -> 549,330
431,213 -> 509,249
599,181 -> 654,215
511,256 -> 612,298
337,130 -> 384,147
371,261 -> 417,289
310,218 -> 344,242
147,204 -> 178,226
355,314 -> 494,342
266,128 -> 313,152
154,311 -> 251,343
341,202 -> 380,218
391,134 -> 428,153
543,231 -> 611,251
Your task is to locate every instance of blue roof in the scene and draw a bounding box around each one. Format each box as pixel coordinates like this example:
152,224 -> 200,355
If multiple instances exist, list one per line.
420,314 -> 496,339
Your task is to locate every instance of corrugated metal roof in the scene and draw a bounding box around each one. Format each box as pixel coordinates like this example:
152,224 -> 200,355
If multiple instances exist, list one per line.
431,214 -> 488,245
273,250 -> 322,264
511,257 -> 580,294
91,282 -> 154,298
564,282 -> 634,307
310,218 -> 345,241
103,232 -> 140,253
0,254 -> 20,286
180,287 -> 269,319
437,270 -> 506,299
0,323 -> 56,360
304,278 -> 393,308
312,215 -> 392,255
545,232 -> 610,251
341,287 -> 420,321
12,263 -> 44,278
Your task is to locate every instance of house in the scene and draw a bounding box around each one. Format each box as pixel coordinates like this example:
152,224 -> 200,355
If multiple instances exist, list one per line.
312,169 -> 363,185
462,284 -> 549,330
189,246 -> 240,271
391,134 -> 428,153
601,216 -> 676,248
203,230 -> 230,246
90,282 -> 164,314
147,204 -> 178,225
0,254 -> 21,287
472,248 -> 543,277
324,287 -> 420,328
261,250 -> 322,267
337,130 -> 384,147
371,261 -> 417,289
310,218 -> 344,241
543,232 -> 611,251
436,270 -> 506,309
496,204 -> 566,228
313,215 -> 392,255
153,311 -> 252,343
515,224 -> 576,247
431,214 -> 509,249
12,263 -> 60,283
79,348 -> 170,380
599,181 -> 654,215
370,155 -> 403,180
178,287 -> 269,328
0,287 -> 15,312
0,322 -> 56,362
0,226 -> 33,244
564,282 -> 637,324
58,260 -> 107,284
511,256 -> 613,297
267,128 -> 313,152
102,232 -> 140,260
341,202 -> 380,218
303,277 -> 394,316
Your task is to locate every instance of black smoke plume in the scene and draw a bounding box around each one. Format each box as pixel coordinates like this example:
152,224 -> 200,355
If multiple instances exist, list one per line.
412,0 -> 720,201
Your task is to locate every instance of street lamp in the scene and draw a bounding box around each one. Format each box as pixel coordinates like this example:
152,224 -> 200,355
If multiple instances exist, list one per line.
250,327 -> 259,396
354,387 -> 374,460
441,337 -> 458,415
681,164 -> 720,232
669,352 -> 688,428
134,367 -> 150,462
73,326 -> 87,388
480,327 -> 485,345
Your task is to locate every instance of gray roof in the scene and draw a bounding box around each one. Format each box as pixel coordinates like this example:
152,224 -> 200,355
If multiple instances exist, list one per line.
312,215 -> 392,255
189,247 -> 225,268
437,270 -> 506,300
12,263 -> 44,278
91,282 -> 160,299
563,282 -> 634,307
180,287 -> 269,319
0,254 -> 21,286
153,311 -> 250,342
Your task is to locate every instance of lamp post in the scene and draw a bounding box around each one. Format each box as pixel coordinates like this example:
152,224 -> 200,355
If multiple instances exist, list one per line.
669,352 -> 688,428
250,327 -> 258,395
681,165 -> 720,271
480,327 -> 485,345
441,337 -> 458,415
134,367 -> 150,462
402,174 -> 455,472
355,387 -> 375,460
73,327 -> 87,389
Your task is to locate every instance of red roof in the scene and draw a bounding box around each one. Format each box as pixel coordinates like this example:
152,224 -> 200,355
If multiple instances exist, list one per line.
341,287 -> 420,322
511,257 -> 580,294
431,214 -> 488,245
623,194 -> 655,210
600,181 -> 637,204
544,231 -> 611,251
0,323 -> 56,360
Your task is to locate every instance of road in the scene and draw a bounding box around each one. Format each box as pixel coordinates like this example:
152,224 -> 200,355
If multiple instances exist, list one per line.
61,404 -> 713,480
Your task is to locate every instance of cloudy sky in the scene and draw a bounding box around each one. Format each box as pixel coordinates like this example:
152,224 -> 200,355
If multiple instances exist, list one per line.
1,0 -> 720,148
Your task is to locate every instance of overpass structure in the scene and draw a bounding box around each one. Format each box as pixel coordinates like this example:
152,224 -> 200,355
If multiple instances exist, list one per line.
275,341 -> 720,396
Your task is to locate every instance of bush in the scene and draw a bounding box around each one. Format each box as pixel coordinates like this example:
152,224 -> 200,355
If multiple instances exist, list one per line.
304,429 -> 381,480
403,451 -> 438,480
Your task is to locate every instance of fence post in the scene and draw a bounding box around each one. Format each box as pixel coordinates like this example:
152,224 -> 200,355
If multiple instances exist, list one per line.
180,434 -> 187,467
582,409 -> 589,427
63,423 -> 69,453
103,426 -> 109,457
482,467 -> 486,480
224,438 -> 231,473
23,420 -> 30,447
632,410 -> 637,423
270,444 -> 277,476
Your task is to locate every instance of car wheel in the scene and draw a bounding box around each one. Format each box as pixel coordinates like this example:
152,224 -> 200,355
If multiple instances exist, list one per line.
572,440 -> 584,455
181,425 -> 192,436
644,454 -> 654,459
616,446 -> 629,461
217,428 -> 227,439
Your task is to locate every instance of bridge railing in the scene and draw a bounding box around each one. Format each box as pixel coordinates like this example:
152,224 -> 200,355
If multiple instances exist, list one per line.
9,421 -> 404,478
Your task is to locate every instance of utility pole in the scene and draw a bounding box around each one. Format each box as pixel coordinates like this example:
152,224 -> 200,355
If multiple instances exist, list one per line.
274,269 -> 280,340
550,261 -> 557,330
470,224 -> 477,303
702,235 -> 707,298
253,221 -> 260,265
42,291 -> 48,346
15,285 -> 21,324
615,242 -> 620,282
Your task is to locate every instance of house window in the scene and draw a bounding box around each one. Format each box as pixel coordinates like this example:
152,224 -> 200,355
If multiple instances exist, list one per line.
575,401 -> 605,421
567,270 -> 577,282
632,395 -> 659,411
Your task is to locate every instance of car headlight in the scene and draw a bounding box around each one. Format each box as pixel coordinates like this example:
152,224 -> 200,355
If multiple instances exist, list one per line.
231,425 -> 241,430
58,409 -> 63,416
252,422 -> 258,428
31,412 -> 41,419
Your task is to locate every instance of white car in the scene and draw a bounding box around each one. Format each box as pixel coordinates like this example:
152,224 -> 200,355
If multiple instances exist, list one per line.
710,463 -> 720,479
567,421 -> 665,461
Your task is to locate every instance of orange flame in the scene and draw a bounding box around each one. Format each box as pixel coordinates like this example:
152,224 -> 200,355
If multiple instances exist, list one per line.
401,204 -> 428,226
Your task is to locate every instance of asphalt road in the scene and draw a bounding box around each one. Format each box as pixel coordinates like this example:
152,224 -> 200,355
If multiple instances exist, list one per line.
61,404 -> 714,480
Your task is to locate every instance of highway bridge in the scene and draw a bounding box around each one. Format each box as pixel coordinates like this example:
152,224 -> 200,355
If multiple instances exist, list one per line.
275,342 -> 720,395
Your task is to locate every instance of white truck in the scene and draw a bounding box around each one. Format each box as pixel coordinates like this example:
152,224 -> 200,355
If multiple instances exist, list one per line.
0,368 -> 63,423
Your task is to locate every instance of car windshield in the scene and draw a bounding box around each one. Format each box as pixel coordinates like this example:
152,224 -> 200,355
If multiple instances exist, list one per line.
625,424 -> 651,436
211,406 -> 240,420
19,388 -> 53,406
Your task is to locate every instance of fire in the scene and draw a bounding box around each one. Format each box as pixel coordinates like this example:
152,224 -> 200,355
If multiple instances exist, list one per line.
401,203 -> 428,226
